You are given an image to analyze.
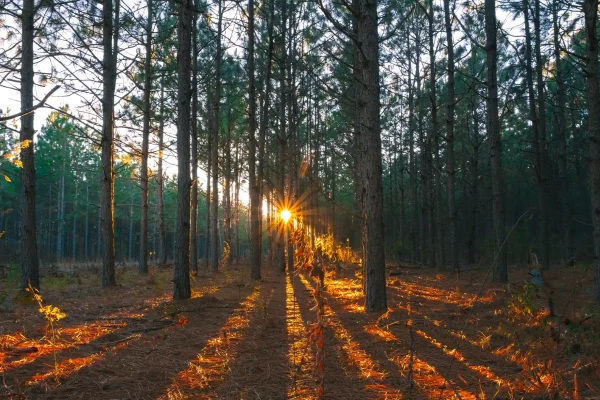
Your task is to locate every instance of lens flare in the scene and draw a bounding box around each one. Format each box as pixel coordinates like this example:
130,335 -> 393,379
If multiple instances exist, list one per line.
281,209 -> 291,223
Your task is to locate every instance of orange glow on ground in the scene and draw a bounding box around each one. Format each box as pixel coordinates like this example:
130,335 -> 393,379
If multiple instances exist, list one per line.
161,288 -> 261,398
285,274 -> 314,398
298,274 -> 402,398
0,321 -> 124,374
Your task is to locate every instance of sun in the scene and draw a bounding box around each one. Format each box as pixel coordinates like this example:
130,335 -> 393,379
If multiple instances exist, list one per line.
280,209 -> 292,223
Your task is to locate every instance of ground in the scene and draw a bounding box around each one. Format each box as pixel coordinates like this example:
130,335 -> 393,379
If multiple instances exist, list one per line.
0,261 -> 599,399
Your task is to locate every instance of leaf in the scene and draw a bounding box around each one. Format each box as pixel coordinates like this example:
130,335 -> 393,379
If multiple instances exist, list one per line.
13,160 -> 23,168
4,174 -> 11,182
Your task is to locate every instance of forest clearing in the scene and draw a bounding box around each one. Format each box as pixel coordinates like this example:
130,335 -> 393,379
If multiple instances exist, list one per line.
1,260 -> 599,399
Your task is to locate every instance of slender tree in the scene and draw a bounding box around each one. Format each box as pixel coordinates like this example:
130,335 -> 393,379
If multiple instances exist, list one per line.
19,0 -> 40,291
101,0 -> 121,286
139,0 -> 153,274
485,0 -> 507,282
583,0 -> 600,302
173,0 -> 193,299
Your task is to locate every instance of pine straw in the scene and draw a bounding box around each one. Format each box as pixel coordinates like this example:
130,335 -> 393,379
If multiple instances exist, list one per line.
1,262 -> 599,399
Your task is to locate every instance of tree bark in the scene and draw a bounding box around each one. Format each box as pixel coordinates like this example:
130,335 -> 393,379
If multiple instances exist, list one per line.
190,4 -> 199,273
485,0 -> 508,282
173,0 -> 193,299
211,0 -> 223,273
19,0 -> 40,291
583,0 -> 600,302
101,0 -> 120,286
444,0 -> 457,270
533,0 -> 550,269
248,0 -> 261,280
428,4 -> 443,269
553,0 -> 572,262
139,0 -> 153,274
354,0 -> 387,312
157,85 -> 167,266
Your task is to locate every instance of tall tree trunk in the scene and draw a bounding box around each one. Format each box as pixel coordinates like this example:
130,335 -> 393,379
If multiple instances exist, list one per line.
205,96 -> 212,269
128,192 -> 134,260
56,158 -> 66,260
211,0 -> 223,273
139,0 -> 153,274
224,109 -> 232,267
553,0 -> 572,262
157,85 -> 167,266
173,0 -> 193,299
248,0 -> 261,280
428,4 -> 443,269
444,0 -> 457,270
583,0 -> 600,302
276,0 -> 287,273
533,0 -> 550,269
85,179 -> 89,260
523,0 -> 545,268
190,5 -> 199,273
257,0 -> 275,263
407,31 -> 418,263
355,0 -> 387,312
485,0 -> 508,282
19,0 -> 40,291
468,90 -> 480,264
101,0 -> 120,286
72,182 -> 78,260
415,26 -> 428,265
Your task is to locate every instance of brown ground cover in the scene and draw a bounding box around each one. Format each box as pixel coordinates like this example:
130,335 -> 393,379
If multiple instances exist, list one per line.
1,261 -> 598,399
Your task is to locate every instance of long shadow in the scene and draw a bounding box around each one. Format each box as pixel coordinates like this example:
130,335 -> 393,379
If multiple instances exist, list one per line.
325,276 -> 524,398
386,285 -> 524,373
292,273 -> 403,400
309,275 -> 487,399
1,274 -> 222,377
159,286 -> 265,398
11,282 -> 257,399
213,273 -> 293,399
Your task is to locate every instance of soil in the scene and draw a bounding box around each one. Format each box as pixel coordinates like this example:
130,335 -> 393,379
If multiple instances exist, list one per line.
1,262 -> 599,399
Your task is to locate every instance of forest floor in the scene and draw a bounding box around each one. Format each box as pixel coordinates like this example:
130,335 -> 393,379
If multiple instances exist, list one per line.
0,260 -> 599,399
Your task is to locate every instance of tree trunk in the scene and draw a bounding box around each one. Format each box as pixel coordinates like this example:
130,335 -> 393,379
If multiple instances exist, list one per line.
553,0 -> 572,262
173,0 -> 193,299
85,179 -> 89,260
72,181 -> 78,260
428,5 -> 443,270
19,0 -> 40,290
139,0 -> 153,274
533,0 -> 550,269
485,0 -> 508,282
211,0 -> 223,273
444,0 -> 457,270
190,5 -> 199,273
583,0 -> 600,302
276,0 -> 287,274
157,85 -> 167,266
56,158 -> 66,260
407,31 -> 418,263
101,0 -> 120,286
248,0 -> 261,280
257,0 -> 275,266
224,109 -> 232,268
355,0 -> 387,312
